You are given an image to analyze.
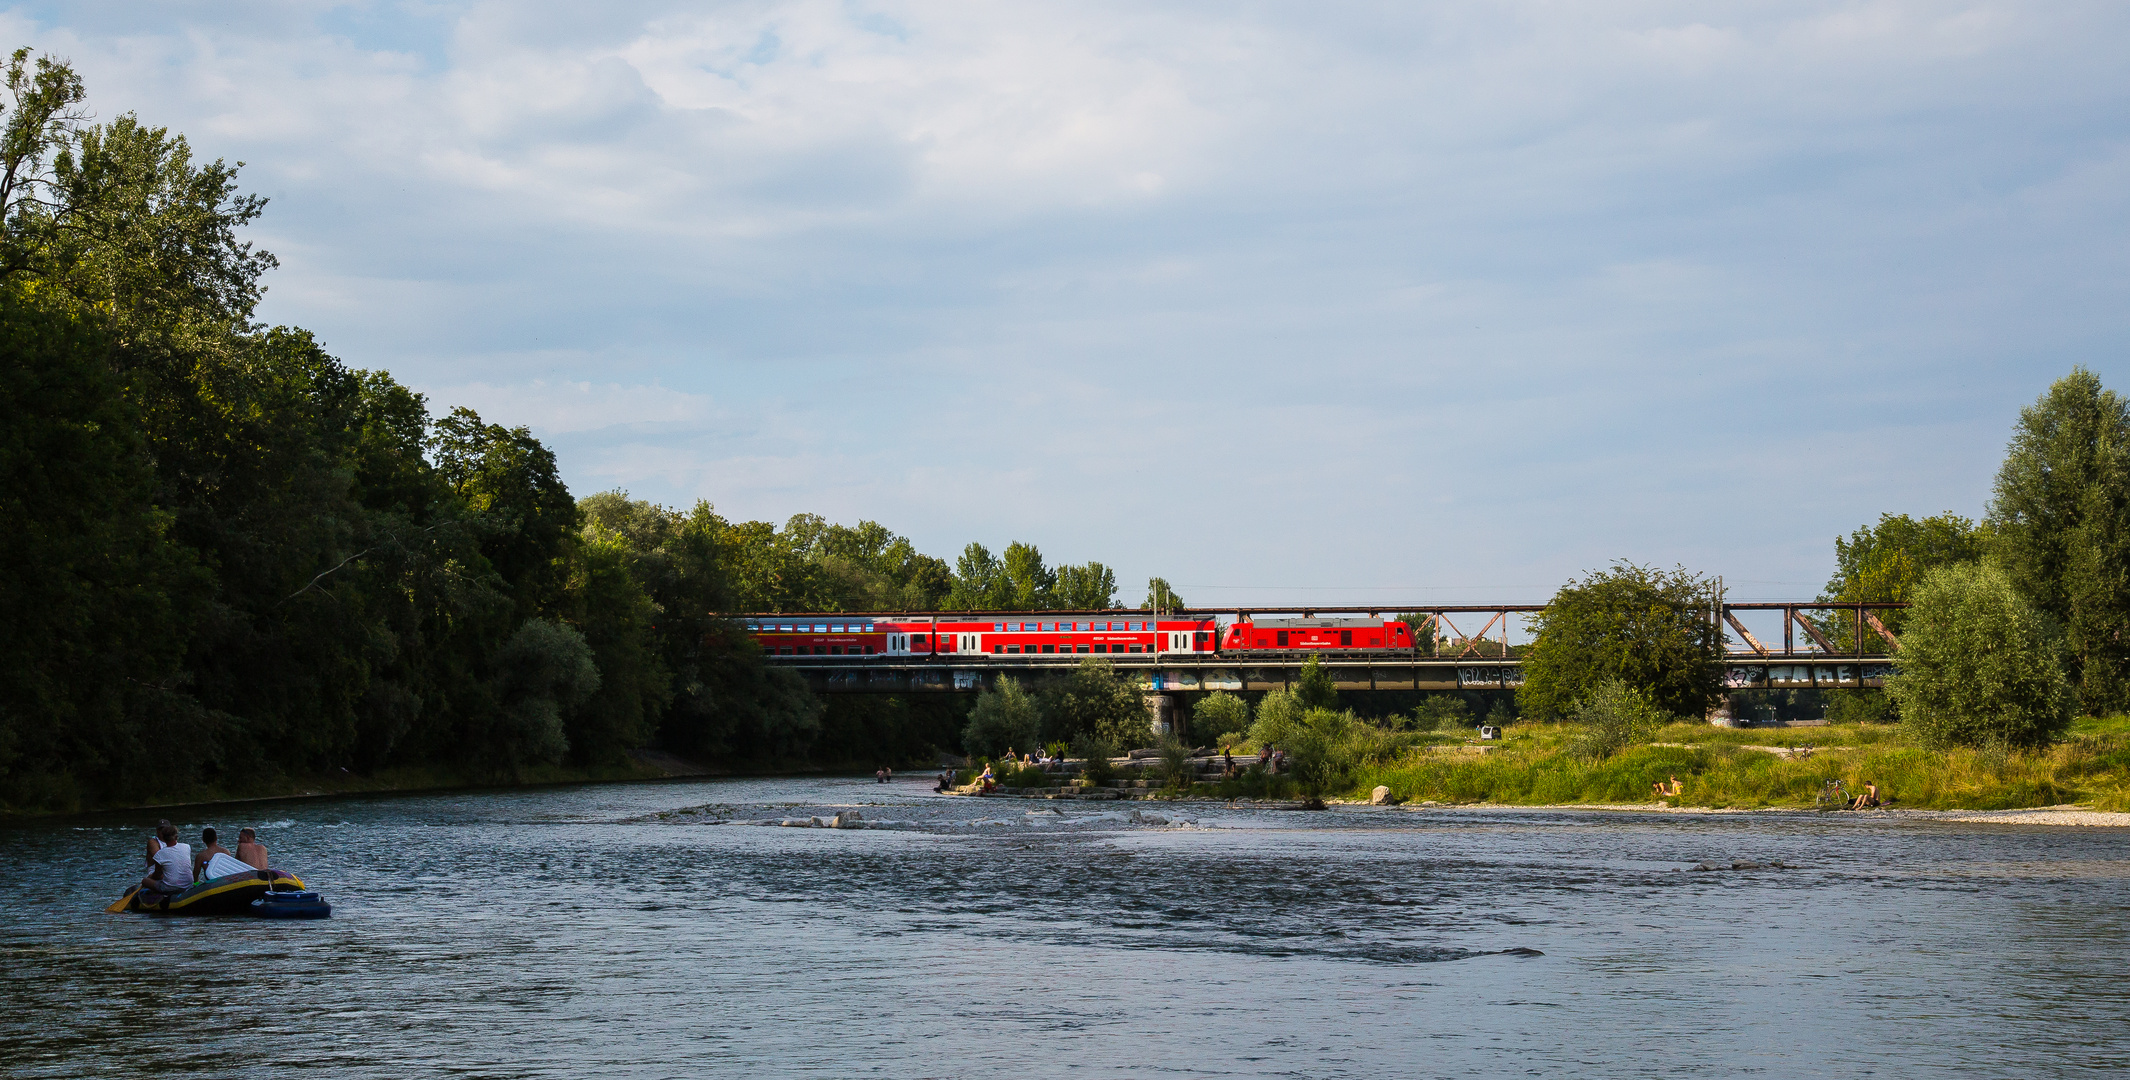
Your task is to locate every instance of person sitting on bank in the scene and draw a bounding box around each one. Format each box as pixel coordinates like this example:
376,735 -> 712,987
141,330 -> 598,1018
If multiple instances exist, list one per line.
140,824 -> 194,898
235,827 -> 269,871
1652,776 -> 1683,798
1851,781 -> 1882,810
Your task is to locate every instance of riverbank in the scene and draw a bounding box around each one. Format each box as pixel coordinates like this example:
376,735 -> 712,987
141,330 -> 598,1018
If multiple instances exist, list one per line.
1346,714 -> 2130,813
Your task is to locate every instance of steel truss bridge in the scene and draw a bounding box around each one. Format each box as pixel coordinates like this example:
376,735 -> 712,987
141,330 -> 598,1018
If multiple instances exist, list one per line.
764,602 -> 1904,695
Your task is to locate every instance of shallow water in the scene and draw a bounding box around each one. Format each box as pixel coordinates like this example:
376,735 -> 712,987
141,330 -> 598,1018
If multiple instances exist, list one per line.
3,777 -> 2126,1078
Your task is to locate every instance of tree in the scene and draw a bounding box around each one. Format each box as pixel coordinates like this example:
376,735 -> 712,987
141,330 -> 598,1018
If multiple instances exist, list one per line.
1519,562 -> 1722,720
1410,696 -> 1471,732
482,618 -> 599,776
432,407 -> 576,619
1820,512 -> 1984,723
1293,654 -> 1337,710
1191,692 -> 1251,743
1036,659 -> 1148,748
962,676 -> 1041,758
1000,541 -> 1054,608
1053,561 -> 1118,609
1566,679 -> 1660,760
1395,613 -> 1438,654
1988,368 -> 2130,714
1884,562 -> 2073,749
947,542 -> 1006,609
1142,577 -> 1184,610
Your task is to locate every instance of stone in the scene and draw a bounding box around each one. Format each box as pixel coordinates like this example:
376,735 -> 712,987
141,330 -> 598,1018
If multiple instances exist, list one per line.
831,811 -> 864,829
1369,785 -> 1393,805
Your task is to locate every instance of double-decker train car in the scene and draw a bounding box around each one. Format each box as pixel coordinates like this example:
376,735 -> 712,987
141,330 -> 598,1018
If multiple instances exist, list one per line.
1219,617 -> 1416,655
743,614 -> 1219,657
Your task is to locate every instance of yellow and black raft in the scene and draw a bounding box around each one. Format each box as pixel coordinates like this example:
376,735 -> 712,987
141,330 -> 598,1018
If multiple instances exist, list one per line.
108,868 -> 308,916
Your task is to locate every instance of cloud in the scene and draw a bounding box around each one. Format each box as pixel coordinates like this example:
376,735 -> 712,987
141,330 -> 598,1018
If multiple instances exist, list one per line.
8,1 -> 2128,603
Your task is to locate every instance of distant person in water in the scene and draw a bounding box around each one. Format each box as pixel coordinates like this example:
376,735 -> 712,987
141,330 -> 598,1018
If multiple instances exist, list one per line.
235,827 -> 269,871
140,824 -> 194,897
1851,781 -> 1881,810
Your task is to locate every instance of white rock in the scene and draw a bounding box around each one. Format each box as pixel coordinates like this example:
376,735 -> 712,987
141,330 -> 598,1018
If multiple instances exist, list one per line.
1369,785 -> 1393,805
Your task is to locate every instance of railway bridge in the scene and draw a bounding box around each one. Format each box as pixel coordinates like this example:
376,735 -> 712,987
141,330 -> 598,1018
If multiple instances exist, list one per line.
764,601 -> 1904,702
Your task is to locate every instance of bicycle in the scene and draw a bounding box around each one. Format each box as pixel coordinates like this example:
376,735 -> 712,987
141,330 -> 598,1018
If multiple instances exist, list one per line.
1815,778 -> 1851,809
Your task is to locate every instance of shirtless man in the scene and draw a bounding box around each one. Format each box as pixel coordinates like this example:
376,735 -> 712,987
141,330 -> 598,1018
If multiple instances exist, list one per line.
235,827 -> 269,871
192,827 -> 234,877
1851,781 -> 1882,810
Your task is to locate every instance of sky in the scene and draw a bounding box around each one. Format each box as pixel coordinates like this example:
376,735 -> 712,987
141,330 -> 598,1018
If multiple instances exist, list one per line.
11,1 -> 2129,612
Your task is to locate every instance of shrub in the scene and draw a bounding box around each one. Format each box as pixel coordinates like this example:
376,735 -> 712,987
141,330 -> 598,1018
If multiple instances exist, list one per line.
1192,691 -> 1252,743
1567,679 -> 1661,761
1154,738 -> 1195,790
1072,734 -> 1118,787
1886,562 -> 2075,749
1248,687 -> 1304,749
963,676 -> 1041,758
1294,655 -> 1338,710
1411,696 -> 1471,732
1000,762 -> 1053,788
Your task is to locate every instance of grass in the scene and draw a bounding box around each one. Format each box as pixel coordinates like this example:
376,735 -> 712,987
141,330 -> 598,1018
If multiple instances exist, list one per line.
1344,714 -> 2130,811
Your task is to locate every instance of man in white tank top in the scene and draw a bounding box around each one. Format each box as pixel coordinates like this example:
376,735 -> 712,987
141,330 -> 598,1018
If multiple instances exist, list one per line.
140,824 -> 194,896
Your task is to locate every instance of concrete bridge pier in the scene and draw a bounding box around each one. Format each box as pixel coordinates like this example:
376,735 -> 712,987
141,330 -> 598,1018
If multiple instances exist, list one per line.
1144,693 -> 1180,741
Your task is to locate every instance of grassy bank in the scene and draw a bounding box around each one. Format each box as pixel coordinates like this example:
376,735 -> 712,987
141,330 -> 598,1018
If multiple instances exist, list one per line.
1345,715 -> 2130,811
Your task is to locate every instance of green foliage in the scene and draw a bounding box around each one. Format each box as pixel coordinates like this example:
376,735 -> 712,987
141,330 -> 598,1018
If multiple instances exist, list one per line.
1519,562 -> 1722,720
999,761 -> 1053,788
483,619 -> 599,776
1036,658 -> 1148,748
1053,562 -> 1119,609
1154,739 -> 1195,790
1071,734 -> 1118,787
962,676 -> 1041,759
1885,562 -> 2074,749
1566,679 -> 1661,761
944,540 -> 1114,610
1141,577 -> 1184,610
1247,687 -> 1304,748
1191,691 -> 1252,743
1823,512 -> 1984,636
1410,696 -> 1471,732
1293,654 -> 1338,710
1987,368 -> 2130,714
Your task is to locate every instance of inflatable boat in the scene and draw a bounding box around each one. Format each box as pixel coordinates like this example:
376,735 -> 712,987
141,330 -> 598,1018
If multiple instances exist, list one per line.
112,868 -> 313,916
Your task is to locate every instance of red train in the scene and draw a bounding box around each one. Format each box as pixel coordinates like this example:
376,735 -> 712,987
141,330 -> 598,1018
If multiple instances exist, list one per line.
744,614 -> 1418,658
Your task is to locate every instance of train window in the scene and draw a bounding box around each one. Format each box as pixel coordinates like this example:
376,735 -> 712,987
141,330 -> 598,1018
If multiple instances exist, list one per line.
1276,632 -> 1288,647
1127,644 -> 1143,653
1042,644 -> 1056,654
993,645 -> 1003,654
864,646 -> 874,655
995,623 -> 1005,632
1076,645 -> 1089,653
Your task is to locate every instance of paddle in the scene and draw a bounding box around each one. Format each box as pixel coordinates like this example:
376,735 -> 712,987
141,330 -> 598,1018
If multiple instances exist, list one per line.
104,886 -> 139,914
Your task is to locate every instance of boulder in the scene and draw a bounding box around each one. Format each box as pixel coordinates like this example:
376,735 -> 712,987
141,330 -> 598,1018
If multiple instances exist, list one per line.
1369,785 -> 1394,806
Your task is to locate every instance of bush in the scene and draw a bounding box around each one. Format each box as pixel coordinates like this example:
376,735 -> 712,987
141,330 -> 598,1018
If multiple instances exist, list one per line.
1411,696 -> 1471,732
485,618 -> 601,774
1154,738 -> 1195,790
962,676 -> 1041,759
1000,762 -> 1053,788
1294,655 -> 1338,710
1885,562 -> 2075,749
1248,687 -> 1304,748
1072,734 -> 1118,788
1192,692 -> 1251,744
1038,659 -> 1148,749
1567,679 -> 1661,761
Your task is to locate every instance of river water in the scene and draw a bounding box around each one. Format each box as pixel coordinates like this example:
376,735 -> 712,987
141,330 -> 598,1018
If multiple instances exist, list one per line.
2,777 -> 2125,1078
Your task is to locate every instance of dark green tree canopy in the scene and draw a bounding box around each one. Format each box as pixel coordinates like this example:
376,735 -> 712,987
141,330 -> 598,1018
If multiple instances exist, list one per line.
1518,562 -> 1722,720
1987,367 -> 2130,713
1885,562 -> 2073,749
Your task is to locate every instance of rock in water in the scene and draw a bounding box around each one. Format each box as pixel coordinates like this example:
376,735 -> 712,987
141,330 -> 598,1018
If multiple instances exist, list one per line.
831,811 -> 864,829
1370,785 -> 1393,805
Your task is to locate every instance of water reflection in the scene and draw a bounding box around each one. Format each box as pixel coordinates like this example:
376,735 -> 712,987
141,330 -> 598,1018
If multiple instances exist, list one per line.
3,778 -> 2126,1078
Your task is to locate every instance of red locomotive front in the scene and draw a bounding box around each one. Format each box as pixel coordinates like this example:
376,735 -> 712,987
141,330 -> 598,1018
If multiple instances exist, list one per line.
1220,617 -> 1414,654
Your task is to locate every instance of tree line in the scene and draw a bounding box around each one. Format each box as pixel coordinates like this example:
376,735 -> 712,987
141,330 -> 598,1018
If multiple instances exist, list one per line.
0,52 -> 1196,813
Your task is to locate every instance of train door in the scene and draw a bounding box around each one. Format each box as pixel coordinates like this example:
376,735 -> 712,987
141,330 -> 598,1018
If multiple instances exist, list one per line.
887,633 -> 907,656
959,633 -> 980,653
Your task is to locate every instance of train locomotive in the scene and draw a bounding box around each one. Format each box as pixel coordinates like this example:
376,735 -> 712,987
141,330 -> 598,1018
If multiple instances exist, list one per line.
744,613 -> 1418,658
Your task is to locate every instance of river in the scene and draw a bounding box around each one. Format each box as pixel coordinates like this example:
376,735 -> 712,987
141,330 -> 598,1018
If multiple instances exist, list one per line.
2,777 -> 2125,1078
